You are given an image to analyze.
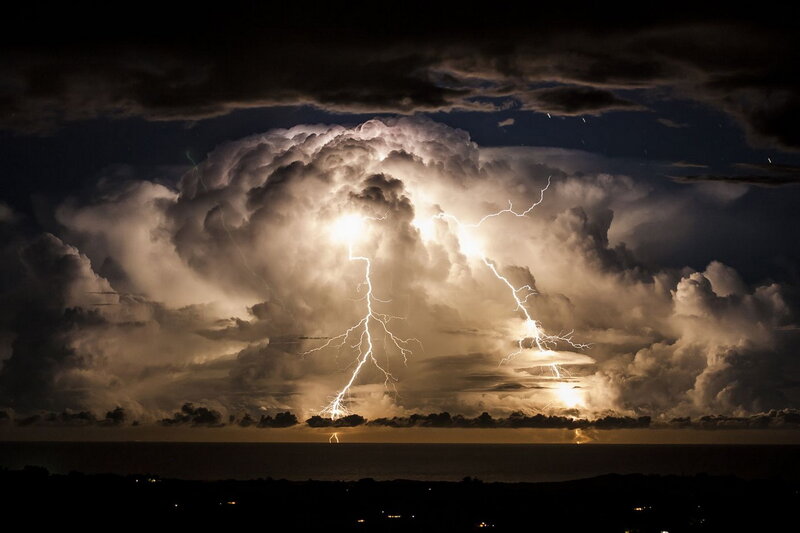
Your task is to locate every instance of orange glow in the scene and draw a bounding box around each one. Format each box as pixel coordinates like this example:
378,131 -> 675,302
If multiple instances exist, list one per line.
554,382 -> 583,408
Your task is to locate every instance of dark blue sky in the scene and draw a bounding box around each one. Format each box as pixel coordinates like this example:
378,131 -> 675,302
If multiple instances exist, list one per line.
3,94 -> 797,212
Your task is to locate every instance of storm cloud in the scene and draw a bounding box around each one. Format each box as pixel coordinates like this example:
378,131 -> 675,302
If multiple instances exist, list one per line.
2,7 -> 799,150
0,118 -> 797,424
517,86 -> 642,116
671,163 -> 800,187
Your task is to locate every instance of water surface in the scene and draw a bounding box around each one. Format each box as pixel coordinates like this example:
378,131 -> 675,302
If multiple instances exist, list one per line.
1,442 -> 797,481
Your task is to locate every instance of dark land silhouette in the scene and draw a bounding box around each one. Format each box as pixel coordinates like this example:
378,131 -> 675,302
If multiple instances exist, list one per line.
1,466 -> 797,531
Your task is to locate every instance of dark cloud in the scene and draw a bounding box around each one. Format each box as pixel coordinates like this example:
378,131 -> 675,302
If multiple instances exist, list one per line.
14,415 -> 41,427
1,8 -> 798,150
658,118 -> 689,128
306,414 -> 366,428
0,11 -> 471,132
669,161 -> 708,169
257,412 -> 298,428
237,413 -> 256,427
712,84 -> 800,151
518,86 -> 642,116
160,403 -> 224,427
671,174 -> 800,186
0,406 -> 303,429
2,405 -> 798,431
316,410 -> 800,430
0,203 -> 15,223
42,410 -> 97,426
197,317 -> 271,343
8,407 -> 127,427
366,411 -> 651,429
488,382 -> 529,392
228,342 -> 305,394
101,407 -> 127,426
670,163 -> 800,187
0,233 -> 110,410
686,409 -> 800,429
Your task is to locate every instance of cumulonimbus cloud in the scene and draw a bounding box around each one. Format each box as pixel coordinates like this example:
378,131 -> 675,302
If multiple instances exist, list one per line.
0,118 -> 796,423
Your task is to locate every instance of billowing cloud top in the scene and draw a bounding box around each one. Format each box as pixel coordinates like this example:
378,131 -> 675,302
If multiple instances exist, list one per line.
0,118 -> 796,423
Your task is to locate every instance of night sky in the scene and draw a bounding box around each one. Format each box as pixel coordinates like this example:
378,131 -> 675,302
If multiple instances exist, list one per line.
2,5 -> 800,441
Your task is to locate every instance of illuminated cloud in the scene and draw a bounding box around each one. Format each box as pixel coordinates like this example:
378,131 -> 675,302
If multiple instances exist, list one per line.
0,118 -> 796,423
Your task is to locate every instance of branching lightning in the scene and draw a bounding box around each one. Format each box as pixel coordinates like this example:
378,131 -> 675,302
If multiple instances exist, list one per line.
302,214 -> 421,419
308,177 -> 588,419
429,177 -> 590,381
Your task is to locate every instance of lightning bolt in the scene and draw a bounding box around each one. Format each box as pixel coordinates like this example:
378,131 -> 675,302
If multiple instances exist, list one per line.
302,214 -> 421,419
309,177 -> 587,419
431,177 -> 589,379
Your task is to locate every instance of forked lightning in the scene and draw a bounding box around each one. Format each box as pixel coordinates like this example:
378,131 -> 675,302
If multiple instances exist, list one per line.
306,177 -> 588,419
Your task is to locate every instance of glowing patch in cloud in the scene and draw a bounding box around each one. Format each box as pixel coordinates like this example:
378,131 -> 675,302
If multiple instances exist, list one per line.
412,217 -> 436,242
331,214 -> 367,244
457,227 -> 484,258
554,382 -> 583,408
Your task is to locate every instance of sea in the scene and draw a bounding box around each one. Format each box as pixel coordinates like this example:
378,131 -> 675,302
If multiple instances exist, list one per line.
1,442 -> 799,482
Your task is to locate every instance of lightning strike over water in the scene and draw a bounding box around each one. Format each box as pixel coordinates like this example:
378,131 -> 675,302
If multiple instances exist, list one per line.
309,176 -> 588,419
302,214 -> 421,419
573,428 -> 595,445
